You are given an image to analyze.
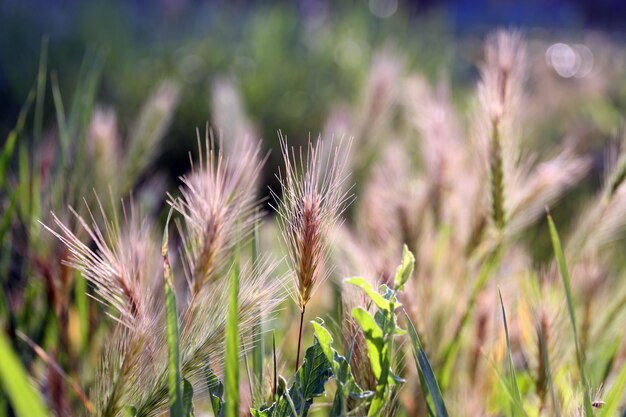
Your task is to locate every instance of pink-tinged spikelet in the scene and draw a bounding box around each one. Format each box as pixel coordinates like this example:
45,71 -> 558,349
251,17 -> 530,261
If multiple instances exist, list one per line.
273,134 -> 352,312
169,127 -> 264,296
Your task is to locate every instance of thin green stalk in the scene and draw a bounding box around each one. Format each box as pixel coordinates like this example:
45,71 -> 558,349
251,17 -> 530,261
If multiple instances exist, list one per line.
225,253 -> 241,417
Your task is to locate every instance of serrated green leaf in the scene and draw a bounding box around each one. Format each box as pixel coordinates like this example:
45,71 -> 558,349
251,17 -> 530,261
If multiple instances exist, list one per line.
255,338 -> 332,417
394,245 -> 415,291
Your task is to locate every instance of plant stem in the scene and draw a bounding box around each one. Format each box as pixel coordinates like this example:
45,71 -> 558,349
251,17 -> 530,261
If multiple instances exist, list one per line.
295,306 -> 306,370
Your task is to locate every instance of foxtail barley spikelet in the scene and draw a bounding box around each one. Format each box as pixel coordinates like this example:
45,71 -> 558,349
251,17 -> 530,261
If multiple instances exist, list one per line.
477,30 -> 526,232
168,127 -> 264,297
273,134 -> 352,369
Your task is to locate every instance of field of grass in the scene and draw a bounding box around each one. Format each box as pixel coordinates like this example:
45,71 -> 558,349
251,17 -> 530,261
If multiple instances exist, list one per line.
1,10 -> 626,417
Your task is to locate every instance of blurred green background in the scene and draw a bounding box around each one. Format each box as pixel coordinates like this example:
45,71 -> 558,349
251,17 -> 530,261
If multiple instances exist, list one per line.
2,0 -> 626,222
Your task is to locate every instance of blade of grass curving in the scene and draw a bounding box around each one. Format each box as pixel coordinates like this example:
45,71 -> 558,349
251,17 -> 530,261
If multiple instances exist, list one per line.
0,330 -> 50,417
404,310 -> 448,417
498,290 -> 527,417
598,363 -> 626,417
225,252 -> 241,417
162,210 -> 184,417
547,213 -> 594,416
18,143 -> 30,221
50,72 -> 69,165
33,36 -> 48,145
0,85 -> 35,192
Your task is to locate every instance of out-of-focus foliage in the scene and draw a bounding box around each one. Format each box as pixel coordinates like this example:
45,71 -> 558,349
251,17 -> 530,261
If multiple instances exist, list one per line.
2,2 -> 626,416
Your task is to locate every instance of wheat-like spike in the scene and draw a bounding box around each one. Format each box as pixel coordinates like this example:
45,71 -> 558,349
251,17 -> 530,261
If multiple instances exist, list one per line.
272,134 -> 353,312
42,197 -> 163,417
168,127 -> 264,296
477,30 -> 526,233
42,198 -> 160,329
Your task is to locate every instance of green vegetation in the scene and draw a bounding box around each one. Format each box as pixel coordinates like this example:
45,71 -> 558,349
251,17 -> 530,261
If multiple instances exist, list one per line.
1,17 -> 626,417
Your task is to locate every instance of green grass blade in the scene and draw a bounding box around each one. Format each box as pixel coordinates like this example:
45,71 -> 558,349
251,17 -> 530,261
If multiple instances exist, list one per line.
0,330 -> 50,417
404,311 -> 449,417
598,363 -> 626,417
33,36 -> 48,145
162,210 -> 184,417
225,253 -> 241,417
547,213 -> 593,416
251,217 -> 264,399
50,72 -> 69,164
0,85 -> 35,191
498,290 -> 527,417
74,274 -> 89,355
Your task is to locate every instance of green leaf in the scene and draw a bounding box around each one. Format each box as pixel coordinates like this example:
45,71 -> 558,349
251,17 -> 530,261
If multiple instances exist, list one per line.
498,290 -> 527,417
205,365 -> 224,417
352,307 -> 385,380
352,306 -> 396,417
162,210 -> 184,417
121,406 -> 137,417
394,245 -> 415,291
291,337 -> 333,415
404,311 -> 449,417
346,277 -> 399,312
547,213 -> 594,416
311,319 -> 372,417
225,255 -> 241,417
0,330 -> 50,417
183,379 -> 195,417
310,320 -> 334,365
253,337 -> 333,417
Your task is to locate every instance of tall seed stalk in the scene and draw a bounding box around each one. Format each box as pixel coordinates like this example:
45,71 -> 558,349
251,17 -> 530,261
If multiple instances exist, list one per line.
273,135 -> 352,370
